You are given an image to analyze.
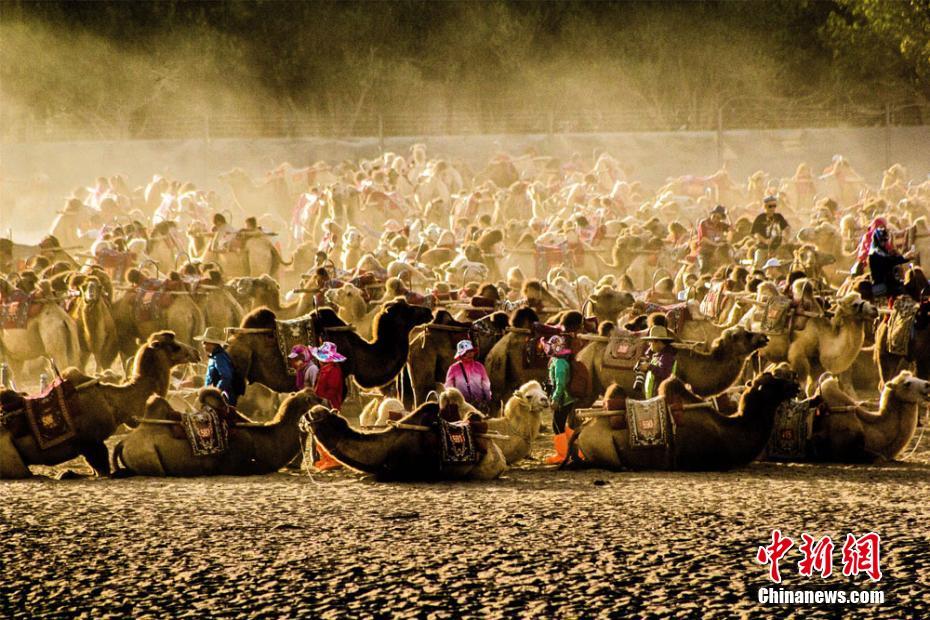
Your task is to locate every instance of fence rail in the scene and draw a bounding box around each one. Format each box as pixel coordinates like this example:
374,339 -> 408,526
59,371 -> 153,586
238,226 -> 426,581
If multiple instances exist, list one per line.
3,102 -> 928,143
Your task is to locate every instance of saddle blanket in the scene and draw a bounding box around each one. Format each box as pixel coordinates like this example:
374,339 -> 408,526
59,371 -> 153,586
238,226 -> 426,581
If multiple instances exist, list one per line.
603,331 -> 647,370
275,315 -> 316,376
181,405 -> 229,456
133,279 -> 179,323
0,292 -> 35,330
439,419 -> 478,466
1,378 -> 82,450
887,296 -> 918,357
625,395 -> 670,449
766,399 -> 812,460
760,296 -> 793,335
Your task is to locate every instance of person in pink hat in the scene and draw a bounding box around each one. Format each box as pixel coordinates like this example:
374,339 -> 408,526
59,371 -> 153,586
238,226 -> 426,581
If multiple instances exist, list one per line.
288,344 -> 318,391
311,341 -> 347,410
444,339 -> 492,411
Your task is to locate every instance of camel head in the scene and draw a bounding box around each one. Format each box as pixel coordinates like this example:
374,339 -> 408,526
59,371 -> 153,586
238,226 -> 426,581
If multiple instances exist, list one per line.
325,283 -> 365,308
713,326 -> 769,356
139,331 -> 200,370
376,298 -> 434,332
80,275 -> 103,304
512,380 -> 551,413
884,371 -> 930,405
832,293 -> 879,325
588,286 -> 635,318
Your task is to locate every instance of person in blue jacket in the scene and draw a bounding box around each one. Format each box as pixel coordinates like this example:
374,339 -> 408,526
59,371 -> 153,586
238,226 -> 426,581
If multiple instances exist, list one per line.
195,327 -> 244,406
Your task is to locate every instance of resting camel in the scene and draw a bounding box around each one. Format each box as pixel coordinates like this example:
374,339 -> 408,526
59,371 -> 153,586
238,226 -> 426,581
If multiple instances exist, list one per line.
226,300 -> 433,393
112,388 -> 319,476
486,380 -> 552,464
798,371 -> 930,462
573,369 -> 800,471
575,326 -> 768,399
407,310 -> 510,407
304,403 -> 507,481
761,293 -> 878,391
0,332 -> 199,478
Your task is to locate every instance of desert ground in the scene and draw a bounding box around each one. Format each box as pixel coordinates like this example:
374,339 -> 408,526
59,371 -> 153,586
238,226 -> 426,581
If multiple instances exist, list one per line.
2,431 -> 928,618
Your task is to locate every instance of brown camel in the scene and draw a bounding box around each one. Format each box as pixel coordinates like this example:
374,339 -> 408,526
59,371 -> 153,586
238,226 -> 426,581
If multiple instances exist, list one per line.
762,293 -> 878,391
585,287 -> 635,325
226,300 -> 433,393
304,403 -> 506,481
801,371 -> 930,462
575,326 -> 769,399
189,227 -> 291,280
483,308 -> 551,400
230,275 -> 310,318
111,274 -> 205,354
192,271 -> 245,331
407,309 -> 510,407
0,332 -> 199,478
112,389 -> 319,476
573,370 -> 800,470
70,275 -> 119,371
874,302 -> 930,385
0,283 -> 81,375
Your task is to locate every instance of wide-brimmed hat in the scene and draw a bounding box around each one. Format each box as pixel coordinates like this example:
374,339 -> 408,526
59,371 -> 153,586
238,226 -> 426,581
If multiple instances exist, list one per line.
542,334 -> 571,357
311,341 -> 346,363
763,195 -> 779,206
710,204 -> 727,217
762,258 -> 784,271
194,326 -> 226,346
642,325 -> 675,342
454,339 -> 476,360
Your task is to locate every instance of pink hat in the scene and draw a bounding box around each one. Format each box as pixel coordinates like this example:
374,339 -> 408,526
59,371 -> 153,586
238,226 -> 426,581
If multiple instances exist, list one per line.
288,344 -> 311,362
311,341 -> 346,363
542,334 -> 571,357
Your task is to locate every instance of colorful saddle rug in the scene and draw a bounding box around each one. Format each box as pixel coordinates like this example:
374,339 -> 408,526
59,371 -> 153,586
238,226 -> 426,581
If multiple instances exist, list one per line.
181,404 -> 229,456
887,296 -> 919,357
766,398 -> 813,460
0,378 -> 81,450
133,279 -> 181,323
759,296 -> 793,335
275,315 -> 317,376
0,291 -> 36,330
664,303 -> 692,335
700,281 -> 727,321
534,242 -> 581,278
625,395 -> 670,449
603,331 -> 647,370
438,419 -> 478,466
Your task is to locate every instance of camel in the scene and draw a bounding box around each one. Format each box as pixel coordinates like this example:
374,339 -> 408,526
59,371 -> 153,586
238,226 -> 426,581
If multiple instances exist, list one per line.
325,283 -> 375,339
70,275 -> 119,372
483,309 -> 554,400
407,310 -> 510,407
485,380 -> 551,464
146,221 -> 187,274
112,389 -> 319,476
230,275 -> 311,319
801,371 -> 930,462
304,403 -> 507,481
0,332 -> 199,478
0,285 -> 81,375
762,293 -> 878,391
874,304 -> 930,385
575,326 -> 769,399
189,227 -> 291,280
226,300 -> 434,393
192,272 -> 244,331
585,287 -> 635,324
111,274 -> 205,354
573,370 -> 800,471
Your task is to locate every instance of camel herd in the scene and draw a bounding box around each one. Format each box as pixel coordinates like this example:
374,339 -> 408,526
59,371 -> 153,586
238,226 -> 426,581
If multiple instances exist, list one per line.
1,146 -> 929,481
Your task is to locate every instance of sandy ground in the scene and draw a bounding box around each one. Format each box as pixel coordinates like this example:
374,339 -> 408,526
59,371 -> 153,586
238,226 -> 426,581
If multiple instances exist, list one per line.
2,430 -> 929,618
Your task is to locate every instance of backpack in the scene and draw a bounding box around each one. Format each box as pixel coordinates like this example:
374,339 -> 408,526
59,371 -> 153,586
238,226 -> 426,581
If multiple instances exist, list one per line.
568,360 -> 591,399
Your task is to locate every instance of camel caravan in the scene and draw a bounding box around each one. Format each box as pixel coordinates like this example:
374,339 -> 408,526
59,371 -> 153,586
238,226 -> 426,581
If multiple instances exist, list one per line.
2,146 -> 929,481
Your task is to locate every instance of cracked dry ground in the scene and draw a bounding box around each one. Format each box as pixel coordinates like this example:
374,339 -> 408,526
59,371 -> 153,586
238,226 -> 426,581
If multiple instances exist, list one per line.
2,436 -> 928,618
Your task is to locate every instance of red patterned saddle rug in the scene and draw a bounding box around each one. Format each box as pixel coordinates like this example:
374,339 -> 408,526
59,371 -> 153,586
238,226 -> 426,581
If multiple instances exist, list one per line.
765,399 -> 813,460
180,404 -> 229,456
625,395 -> 671,449
438,419 -> 478,466
0,378 -> 81,450
603,330 -> 647,370
133,279 -> 180,323
0,291 -> 38,330
534,243 -> 573,278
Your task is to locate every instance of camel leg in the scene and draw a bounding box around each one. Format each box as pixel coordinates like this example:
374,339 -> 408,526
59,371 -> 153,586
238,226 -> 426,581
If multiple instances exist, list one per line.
0,431 -> 32,479
80,440 -> 111,477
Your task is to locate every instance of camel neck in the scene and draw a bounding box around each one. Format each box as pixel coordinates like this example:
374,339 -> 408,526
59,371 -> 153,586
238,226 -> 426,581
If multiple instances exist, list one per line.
866,388 -> 919,458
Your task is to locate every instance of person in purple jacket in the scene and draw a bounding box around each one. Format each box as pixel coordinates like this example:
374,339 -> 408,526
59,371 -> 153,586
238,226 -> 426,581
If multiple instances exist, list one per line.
444,339 -> 492,410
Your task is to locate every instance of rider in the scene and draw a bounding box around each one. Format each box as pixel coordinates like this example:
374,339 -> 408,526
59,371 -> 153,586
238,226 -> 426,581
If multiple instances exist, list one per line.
859,217 -> 915,297
209,213 -> 237,252
196,327 -> 245,406
633,325 -> 678,399
751,195 -> 790,268
695,205 -> 730,276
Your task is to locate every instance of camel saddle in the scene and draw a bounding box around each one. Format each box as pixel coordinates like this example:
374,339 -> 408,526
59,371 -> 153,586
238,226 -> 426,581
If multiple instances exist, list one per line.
179,404 -> 230,456
663,303 -> 691,335
886,296 -> 919,357
766,398 -> 813,460
275,314 -> 317,376
700,281 -> 727,321
533,242 -> 572,278
625,395 -> 671,449
603,330 -> 647,370
0,290 -> 40,330
438,418 -> 478,466
759,296 -> 794,335
0,378 -> 81,450
96,248 -> 136,275
133,279 -> 183,323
